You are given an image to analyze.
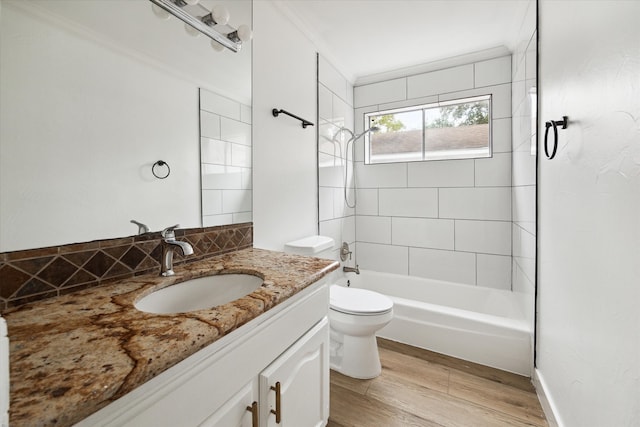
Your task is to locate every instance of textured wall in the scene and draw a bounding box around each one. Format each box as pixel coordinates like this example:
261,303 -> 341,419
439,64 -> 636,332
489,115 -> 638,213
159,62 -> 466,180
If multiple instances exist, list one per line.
537,1 -> 640,425
252,1 -> 318,251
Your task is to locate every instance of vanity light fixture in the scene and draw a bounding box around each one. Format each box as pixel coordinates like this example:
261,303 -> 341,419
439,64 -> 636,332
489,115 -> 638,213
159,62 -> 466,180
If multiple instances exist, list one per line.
148,0 -> 252,53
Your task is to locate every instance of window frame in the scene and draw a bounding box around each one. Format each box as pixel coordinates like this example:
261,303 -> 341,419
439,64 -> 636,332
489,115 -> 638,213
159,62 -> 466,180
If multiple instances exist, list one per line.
364,94 -> 493,165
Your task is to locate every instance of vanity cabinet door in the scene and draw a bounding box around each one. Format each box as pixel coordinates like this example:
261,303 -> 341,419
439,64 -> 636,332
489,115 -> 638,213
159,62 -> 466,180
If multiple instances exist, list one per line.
198,379 -> 258,427
259,318 -> 330,427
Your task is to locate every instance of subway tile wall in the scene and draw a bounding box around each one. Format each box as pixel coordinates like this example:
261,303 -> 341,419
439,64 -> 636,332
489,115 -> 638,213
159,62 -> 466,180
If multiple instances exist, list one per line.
0,223 -> 253,312
511,1 -> 537,307
200,89 -> 252,227
353,56 -> 514,290
317,56 -> 357,263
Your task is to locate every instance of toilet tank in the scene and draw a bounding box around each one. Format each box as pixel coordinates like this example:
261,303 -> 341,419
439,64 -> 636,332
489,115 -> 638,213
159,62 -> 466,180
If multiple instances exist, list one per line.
284,235 -> 334,258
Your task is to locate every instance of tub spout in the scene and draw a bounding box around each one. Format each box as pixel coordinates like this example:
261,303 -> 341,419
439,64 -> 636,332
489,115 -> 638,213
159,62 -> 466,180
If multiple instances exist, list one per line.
343,265 -> 360,274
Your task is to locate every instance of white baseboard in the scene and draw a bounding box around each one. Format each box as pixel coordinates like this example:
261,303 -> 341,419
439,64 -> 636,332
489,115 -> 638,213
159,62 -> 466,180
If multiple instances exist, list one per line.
533,368 -> 563,427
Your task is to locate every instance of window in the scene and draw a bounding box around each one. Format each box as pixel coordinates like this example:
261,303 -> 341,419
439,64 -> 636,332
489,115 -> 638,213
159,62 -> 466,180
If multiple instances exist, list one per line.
364,95 -> 492,164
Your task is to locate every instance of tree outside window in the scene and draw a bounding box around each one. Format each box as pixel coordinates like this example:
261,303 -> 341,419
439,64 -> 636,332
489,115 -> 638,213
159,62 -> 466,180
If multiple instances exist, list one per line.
365,95 -> 491,164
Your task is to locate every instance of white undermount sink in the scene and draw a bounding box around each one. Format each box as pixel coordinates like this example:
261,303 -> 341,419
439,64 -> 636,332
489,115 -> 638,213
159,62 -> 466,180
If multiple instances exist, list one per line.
135,274 -> 264,314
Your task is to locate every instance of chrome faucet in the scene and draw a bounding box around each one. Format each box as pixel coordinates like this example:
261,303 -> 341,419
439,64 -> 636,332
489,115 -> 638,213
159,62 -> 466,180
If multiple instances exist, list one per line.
130,219 -> 150,235
343,265 -> 360,275
160,224 -> 194,276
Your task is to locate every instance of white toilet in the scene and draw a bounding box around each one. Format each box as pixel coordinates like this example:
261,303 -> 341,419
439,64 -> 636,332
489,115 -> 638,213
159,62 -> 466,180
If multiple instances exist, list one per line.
284,236 -> 394,379
329,284 -> 393,379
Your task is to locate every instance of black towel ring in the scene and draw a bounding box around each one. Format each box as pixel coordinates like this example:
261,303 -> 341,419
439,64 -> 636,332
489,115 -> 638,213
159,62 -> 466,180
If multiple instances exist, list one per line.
544,116 -> 568,160
152,160 -> 171,179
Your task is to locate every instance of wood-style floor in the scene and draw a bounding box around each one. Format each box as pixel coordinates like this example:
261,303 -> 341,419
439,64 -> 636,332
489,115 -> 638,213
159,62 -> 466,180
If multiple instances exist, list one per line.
328,338 -> 548,427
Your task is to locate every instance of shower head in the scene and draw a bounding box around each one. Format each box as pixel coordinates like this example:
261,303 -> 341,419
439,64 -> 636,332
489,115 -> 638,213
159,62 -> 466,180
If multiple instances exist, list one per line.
332,126 -> 380,144
352,126 -> 380,142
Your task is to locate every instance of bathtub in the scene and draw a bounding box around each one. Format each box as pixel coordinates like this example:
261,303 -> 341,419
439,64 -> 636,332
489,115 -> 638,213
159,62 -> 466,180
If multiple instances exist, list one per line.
339,270 -> 533,376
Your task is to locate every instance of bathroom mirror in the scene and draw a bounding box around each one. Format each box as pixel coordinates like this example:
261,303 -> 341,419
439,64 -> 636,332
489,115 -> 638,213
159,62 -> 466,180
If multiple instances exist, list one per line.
0,0 -> 252,252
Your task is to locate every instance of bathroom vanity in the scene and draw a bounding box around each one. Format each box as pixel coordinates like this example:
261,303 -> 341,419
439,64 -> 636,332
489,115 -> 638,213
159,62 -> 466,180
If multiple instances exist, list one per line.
4,248 -> 338,426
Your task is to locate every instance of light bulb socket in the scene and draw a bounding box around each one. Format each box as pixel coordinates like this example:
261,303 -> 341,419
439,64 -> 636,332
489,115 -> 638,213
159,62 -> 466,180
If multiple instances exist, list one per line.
227,31 -> 240,43
201,13 -> 213,25
227,26 -> 251,44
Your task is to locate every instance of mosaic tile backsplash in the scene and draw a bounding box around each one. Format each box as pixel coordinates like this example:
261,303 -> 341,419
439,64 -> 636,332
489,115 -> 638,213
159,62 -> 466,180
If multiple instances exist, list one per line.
0,223 -> 253,312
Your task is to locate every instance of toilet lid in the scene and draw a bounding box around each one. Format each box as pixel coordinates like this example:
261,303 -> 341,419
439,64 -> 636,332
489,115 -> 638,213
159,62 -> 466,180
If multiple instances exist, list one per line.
329,285 -> 393,315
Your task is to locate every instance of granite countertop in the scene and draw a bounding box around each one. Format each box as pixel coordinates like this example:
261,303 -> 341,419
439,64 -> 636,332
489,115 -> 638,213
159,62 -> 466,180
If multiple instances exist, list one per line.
3,248 -> 339,426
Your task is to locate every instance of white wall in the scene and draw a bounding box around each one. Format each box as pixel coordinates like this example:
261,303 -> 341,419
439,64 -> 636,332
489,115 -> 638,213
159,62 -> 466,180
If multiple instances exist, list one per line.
352,56 -> 513,289
318,56 -> 356,263
537,1 -> 640,426
252,1 -> 318,251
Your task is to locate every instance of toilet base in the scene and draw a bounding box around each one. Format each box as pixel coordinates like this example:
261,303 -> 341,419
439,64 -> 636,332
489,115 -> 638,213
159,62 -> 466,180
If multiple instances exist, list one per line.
330,330 -> 382,379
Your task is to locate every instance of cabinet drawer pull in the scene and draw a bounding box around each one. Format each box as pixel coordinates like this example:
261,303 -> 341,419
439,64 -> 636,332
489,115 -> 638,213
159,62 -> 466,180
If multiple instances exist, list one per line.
270,382 -> 282,423
246,401 -> 259,427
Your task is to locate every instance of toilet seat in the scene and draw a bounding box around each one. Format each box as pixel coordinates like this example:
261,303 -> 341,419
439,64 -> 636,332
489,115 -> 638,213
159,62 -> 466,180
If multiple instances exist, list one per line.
329,285 -> 393,316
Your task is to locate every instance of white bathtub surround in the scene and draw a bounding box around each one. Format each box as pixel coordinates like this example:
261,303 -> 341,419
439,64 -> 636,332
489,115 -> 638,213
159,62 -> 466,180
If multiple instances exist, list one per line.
511,0 -> 537,307
352,55 -> 513,290
343,270 -> 532,376
318,55 -> 357,263
200,89 -> 252,227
